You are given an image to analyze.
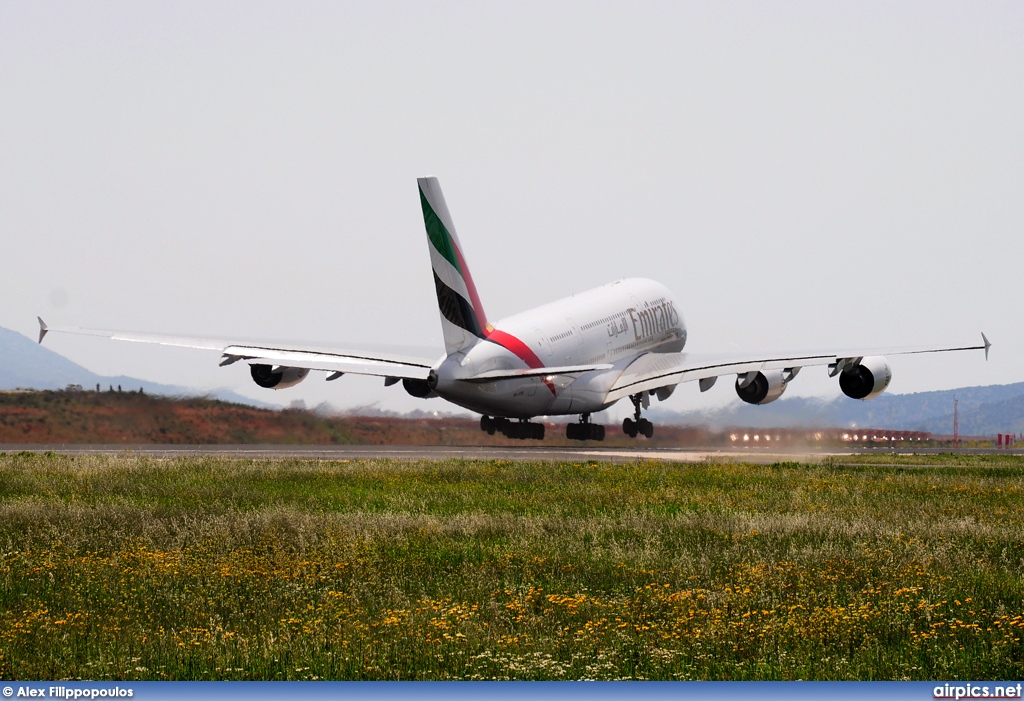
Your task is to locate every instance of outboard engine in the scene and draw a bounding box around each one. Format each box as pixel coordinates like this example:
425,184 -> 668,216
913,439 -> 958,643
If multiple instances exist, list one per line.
250,364 -> 309,390
839,356 -> 892,400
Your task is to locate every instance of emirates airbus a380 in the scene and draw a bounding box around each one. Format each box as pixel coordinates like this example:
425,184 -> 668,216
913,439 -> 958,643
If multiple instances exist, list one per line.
39,177 -> 991,441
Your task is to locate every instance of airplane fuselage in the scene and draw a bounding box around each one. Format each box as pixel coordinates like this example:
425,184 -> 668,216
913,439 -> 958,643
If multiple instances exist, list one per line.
433,278 -> 686,418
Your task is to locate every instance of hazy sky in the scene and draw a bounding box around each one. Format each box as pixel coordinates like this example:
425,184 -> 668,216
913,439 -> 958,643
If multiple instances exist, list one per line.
2,2 -> 1021,416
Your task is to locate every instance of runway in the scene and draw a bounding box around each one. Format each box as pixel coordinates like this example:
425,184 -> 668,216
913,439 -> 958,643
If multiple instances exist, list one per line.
3,443 -> 1020,463
1,443 -> 805,463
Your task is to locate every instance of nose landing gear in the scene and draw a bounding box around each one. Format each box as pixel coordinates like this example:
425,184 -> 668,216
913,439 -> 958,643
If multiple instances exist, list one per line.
566,413 -> 605,441
622,393 -> 654,438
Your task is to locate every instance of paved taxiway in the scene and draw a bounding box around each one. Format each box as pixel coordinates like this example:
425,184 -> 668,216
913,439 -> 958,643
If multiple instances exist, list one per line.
3,444 -> 1021,463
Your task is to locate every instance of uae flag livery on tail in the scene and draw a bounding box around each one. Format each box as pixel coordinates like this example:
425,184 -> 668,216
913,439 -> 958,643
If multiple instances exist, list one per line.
418,177 -> 492,354
417,177 -> 547,371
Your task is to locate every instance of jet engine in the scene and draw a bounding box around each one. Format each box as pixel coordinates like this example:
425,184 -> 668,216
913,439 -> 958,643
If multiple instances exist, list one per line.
403,372 -> 439,399
735,370 -> 788,405
250,364 -> 309,390
839,356 -> 892,400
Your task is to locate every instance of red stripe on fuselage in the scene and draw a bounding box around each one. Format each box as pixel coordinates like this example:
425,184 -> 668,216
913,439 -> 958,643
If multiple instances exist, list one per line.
486,329 -> 544,368
485,328 -> 556,396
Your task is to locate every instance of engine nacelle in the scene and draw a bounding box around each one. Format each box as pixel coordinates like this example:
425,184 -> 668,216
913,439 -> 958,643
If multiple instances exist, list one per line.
839,356 -> 892,400
735,370 -> 788,405
250,364 -> 309,390
403,376 -> 438,399
655,384 -> 677,401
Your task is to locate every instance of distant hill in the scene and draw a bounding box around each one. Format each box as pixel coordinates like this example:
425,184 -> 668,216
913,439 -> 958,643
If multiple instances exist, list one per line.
649,382 -> 1024,436
0,326 -> 273,408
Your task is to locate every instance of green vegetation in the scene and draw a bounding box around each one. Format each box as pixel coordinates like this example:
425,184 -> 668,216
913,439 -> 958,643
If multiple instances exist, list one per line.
1,452 -> 1022,680
827,452 -> 1024,467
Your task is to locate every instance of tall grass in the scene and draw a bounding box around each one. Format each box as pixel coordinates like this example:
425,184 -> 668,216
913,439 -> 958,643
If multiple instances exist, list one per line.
0,452 -> 1022,680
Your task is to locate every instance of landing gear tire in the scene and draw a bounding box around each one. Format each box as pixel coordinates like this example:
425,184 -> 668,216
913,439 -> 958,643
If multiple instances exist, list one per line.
481,416 -> 545,440
624,395 -> 655,439
638,418 -> 654,438
566,416 -> 605,441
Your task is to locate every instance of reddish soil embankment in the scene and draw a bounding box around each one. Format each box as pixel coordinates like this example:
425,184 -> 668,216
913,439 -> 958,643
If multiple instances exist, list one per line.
0,389 -> 717,446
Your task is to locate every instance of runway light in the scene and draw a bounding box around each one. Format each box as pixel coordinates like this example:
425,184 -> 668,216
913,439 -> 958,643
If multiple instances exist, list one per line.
743,434 -> 749,442
730,434 -> 738,442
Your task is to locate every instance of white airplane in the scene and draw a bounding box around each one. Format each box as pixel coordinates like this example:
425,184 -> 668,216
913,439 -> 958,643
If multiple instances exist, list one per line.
38,176 -> 991,441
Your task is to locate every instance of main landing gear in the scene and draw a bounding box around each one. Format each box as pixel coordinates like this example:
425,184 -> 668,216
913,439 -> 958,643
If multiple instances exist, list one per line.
480,415 -> 545,440
566,413 -> 605,441
622,393 -> 654,438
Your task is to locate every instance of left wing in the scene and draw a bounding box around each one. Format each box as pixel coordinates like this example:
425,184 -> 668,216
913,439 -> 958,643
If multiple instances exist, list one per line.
605,334 -> 991,402
37,318 -> 436,381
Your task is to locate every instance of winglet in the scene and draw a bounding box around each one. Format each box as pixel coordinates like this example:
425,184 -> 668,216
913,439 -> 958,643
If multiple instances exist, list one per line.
37,317 -> 48,344
982,332 -> 991,361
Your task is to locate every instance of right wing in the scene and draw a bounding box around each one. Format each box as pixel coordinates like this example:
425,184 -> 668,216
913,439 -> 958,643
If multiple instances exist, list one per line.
605,335 -> 991,402
37,318 -> 437,381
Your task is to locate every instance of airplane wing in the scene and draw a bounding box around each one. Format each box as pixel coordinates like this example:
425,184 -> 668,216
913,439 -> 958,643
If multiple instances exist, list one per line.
605,334 -> 991,403
36,318 -> 436,381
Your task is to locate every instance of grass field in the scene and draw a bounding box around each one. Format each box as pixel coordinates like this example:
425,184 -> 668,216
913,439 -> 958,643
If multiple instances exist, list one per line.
1,452 -> 1022,680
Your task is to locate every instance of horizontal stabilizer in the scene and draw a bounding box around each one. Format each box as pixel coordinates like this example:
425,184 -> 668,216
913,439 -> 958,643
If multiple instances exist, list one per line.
462,363 -> 614,383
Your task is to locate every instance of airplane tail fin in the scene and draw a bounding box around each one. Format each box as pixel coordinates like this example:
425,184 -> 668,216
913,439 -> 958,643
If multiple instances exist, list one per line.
417,176 -> 491,355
